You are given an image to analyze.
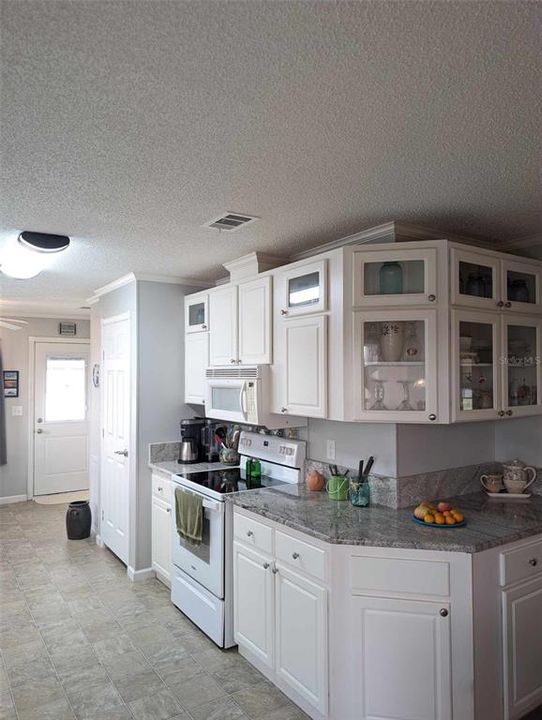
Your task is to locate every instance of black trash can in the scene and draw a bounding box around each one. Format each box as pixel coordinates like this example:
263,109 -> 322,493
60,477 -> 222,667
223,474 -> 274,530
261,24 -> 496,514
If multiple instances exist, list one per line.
66,500 -> 92,540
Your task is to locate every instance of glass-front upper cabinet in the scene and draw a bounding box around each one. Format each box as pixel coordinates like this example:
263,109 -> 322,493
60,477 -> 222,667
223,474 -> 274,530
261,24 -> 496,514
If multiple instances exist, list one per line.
502,259 -> 542,314
452,310 -> 499,422
185,293 -> 209,333
451,247 -> 501,310
279,259 -> 327,317
502,317 -> 542,418
354,309 -> 438,422
353,247 -> 438,306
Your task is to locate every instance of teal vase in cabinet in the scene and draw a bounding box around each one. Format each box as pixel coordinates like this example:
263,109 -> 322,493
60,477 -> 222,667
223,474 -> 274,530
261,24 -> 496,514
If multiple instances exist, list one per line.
379,262 -> 403,295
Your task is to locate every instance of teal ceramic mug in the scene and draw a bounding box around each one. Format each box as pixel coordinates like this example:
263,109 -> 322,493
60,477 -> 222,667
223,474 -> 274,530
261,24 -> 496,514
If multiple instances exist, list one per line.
326,475 -> 349,501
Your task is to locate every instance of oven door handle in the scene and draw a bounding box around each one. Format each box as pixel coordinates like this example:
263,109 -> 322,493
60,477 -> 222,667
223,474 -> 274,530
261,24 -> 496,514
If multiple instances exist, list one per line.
239,381 -> 248,420
202,498 -> 223,513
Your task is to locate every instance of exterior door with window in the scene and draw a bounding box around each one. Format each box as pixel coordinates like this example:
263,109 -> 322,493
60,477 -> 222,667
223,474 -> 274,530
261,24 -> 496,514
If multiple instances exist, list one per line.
34,342 -> 90,495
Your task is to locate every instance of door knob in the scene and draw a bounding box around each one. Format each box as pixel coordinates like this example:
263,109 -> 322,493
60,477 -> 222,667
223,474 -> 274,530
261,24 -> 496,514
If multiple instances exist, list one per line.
36,428 -> 43,434
114,449 -> 128,457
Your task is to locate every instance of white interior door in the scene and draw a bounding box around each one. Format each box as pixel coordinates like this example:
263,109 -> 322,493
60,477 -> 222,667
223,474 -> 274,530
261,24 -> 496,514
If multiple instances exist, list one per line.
101,315 -> 131,565
34,341 -> 90,496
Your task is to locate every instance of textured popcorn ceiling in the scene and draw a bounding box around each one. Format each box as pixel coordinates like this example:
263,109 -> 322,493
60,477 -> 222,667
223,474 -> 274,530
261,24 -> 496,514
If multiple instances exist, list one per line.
0,0 -> 540,308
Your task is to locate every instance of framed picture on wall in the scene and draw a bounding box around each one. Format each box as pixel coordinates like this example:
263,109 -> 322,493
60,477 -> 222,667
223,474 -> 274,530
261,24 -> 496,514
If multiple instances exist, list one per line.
3,370 -> 19,398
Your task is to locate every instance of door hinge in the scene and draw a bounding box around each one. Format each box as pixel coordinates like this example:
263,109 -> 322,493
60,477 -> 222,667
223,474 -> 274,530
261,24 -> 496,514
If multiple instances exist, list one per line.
101,509 -> 104,521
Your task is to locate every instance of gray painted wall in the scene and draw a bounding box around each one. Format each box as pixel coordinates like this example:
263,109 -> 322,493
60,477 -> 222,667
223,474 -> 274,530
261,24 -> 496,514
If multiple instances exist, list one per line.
0,317 -> 90,499
494,416 -> 542,467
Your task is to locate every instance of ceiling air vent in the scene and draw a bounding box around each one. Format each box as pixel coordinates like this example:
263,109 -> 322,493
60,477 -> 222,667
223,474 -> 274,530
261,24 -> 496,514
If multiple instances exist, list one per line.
205,212 -> 258,232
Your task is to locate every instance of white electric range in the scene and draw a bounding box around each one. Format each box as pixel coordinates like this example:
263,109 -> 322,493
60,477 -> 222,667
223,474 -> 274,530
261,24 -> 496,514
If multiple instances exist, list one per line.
170,431 -> 306,648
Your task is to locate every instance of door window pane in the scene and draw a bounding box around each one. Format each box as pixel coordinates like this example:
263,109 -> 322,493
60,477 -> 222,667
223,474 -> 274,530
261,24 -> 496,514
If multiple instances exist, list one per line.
188,302 -> 206,326
507,325 -> 538,407
459,322 -> 494,411
507,270 -> 536,305
45,357 -> 86,421
459,261 -> 493,298
363,320 -> 426,411
288,272 -> 320,308
364,260 -> 425,296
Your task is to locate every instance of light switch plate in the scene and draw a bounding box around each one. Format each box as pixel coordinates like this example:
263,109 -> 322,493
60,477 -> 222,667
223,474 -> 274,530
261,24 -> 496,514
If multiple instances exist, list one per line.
11,406 -> 23,417
326,439 -> 336,461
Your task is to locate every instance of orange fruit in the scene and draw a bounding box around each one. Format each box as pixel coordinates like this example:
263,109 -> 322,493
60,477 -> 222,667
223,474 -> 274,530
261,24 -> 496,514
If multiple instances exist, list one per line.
434,513 -> 445,525
445,515 -> 456,525
452,512 -> 464,523
424,513 -> 435,524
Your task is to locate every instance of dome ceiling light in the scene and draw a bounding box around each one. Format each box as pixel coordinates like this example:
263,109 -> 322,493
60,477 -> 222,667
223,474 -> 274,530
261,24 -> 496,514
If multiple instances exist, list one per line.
0,231 -> 71,279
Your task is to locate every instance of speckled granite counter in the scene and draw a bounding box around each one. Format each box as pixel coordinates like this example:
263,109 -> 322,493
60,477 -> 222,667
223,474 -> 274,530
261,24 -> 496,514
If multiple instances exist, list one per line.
227,485 -> 542,553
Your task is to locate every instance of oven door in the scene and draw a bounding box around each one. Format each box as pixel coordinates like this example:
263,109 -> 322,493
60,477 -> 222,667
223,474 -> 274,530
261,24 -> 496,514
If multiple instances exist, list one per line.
171,487 -> 225,599
205,378 -> 249,423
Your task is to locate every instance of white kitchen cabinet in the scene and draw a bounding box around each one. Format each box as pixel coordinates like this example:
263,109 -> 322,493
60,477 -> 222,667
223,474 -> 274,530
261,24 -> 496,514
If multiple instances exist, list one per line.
502,577 -> 542,720
152,495 -> 172,586
185,293 -> 209,333
275,563 -> 328,715
209,285 -> 239,366
184,331 -> 209,404
277,315 -> 327,418
279,259 -> 327,317
233,541 -> 274,670
502,258 -> 542,315
238,275 -> 272,364
353,308 -> 439,423
502,315 -> 542,418
451,246 -> 501,310
353,246 -> 438,307
351,596 -> 452,720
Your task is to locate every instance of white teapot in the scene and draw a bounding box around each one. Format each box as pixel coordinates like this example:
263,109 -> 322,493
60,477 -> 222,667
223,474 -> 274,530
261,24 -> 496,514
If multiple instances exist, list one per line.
502,460 -> 537,494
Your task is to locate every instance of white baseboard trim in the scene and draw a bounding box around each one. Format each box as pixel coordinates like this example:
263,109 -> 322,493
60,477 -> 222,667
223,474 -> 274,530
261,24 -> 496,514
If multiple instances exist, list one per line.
95,534 -> 105,548
127,566 -> 154,583
0,494 -> 28,506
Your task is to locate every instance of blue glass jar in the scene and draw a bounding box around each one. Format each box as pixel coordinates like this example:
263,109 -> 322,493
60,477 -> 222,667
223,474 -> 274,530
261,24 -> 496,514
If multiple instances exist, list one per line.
350,479 -> 370,507
379,262 -> 403,295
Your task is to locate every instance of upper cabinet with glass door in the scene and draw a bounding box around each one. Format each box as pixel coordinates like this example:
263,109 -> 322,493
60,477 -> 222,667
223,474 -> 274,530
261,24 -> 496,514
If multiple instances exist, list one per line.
502,258 -> 542,315
185,293 -> 209,333
502,316 -> 542,418
353,246 -> 439,307
278,259 -> 327,317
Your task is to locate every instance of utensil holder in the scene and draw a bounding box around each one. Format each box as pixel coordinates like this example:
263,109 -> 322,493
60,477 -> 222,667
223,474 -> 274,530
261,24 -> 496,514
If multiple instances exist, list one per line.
327,475 -> 349,501
350,478 -> 370,507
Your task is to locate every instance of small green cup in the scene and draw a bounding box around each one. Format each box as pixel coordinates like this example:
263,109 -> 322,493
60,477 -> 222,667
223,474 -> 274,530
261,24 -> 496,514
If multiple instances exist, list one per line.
326,475 -> 349,501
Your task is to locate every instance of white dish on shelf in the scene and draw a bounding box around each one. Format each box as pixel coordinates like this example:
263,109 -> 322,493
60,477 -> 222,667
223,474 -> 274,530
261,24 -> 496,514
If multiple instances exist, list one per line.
485,491 -> 532,500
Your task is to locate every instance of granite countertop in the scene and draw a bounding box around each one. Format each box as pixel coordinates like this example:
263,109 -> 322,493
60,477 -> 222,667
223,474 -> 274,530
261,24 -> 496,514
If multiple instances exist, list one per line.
149,460 -> 239,477
227,485 -> 542,553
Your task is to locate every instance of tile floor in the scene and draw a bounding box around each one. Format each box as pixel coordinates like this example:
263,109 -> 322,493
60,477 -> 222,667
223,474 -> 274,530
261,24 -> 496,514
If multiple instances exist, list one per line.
0,501 -> 309,720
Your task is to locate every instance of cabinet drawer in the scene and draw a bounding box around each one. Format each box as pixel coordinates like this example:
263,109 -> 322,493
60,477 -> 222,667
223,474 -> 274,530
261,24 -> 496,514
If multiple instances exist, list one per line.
234,513 -> 273,555
500,538 -> 542,587
275,530 -> 326,582
152,475 -> 172,503
351,556 -> 450,598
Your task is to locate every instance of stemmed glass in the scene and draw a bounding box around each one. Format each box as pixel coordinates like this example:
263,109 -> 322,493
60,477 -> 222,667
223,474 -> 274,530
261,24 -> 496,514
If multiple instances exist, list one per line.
369,380 -> 388,410
396,380 -> 414,411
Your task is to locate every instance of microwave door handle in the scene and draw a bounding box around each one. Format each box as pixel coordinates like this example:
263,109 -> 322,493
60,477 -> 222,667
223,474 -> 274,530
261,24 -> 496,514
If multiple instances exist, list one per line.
239,381 -> 248,420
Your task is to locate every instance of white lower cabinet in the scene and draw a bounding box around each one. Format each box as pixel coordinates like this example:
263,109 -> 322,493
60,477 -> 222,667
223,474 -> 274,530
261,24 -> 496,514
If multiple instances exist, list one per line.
502,576 -> 542,719
351,596 -> 452,720
152,492 -> 172,586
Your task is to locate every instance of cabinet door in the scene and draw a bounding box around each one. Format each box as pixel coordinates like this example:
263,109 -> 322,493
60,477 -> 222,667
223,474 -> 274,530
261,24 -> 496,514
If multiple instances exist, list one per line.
502,316 -> 542,419
275,564 -> 328,714
502,258 -> 542,315
152,497 -> 172,584
502,577 -> 542,720
352,596 -> 452,720
238,276 -> 272,364
354,309 -> 438,423
209,285 -> 238,365
282,315 -> 327,418
279,259 -> 327,317
451,309 -> 501,422
451,247 -> 501,310
233,542 -> 274,669
185,294 -> 209,333
185,332 -> 209,404
353,247 -> 438,307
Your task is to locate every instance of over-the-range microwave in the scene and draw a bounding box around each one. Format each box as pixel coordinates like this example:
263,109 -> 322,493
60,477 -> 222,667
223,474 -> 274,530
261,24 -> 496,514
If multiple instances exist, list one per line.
205,366 -> 306,429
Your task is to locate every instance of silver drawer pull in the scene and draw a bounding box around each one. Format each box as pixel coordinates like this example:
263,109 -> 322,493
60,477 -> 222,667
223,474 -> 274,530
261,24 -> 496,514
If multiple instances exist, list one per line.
246,530 -> 254,537
529,558 -> 538,567
292,552 -> 300,560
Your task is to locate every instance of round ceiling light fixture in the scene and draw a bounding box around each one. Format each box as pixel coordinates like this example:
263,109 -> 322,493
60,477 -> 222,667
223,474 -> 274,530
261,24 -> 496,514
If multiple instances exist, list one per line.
0,231 -> 71,279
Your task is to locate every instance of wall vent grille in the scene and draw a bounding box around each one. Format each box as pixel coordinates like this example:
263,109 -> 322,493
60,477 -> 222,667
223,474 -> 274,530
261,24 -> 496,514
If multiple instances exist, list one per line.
206,366 -> 259,379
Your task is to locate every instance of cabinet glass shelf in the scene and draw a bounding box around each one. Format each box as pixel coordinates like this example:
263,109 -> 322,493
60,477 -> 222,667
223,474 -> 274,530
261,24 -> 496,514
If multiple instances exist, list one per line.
364,361 -> 425,367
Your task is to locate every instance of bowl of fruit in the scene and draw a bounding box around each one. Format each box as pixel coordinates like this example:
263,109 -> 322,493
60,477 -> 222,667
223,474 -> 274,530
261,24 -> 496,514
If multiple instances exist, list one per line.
412,501 -> 466,528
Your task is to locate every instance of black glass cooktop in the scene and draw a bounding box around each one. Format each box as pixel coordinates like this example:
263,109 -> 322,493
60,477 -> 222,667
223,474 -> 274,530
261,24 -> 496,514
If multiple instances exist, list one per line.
176,468 -> 285,494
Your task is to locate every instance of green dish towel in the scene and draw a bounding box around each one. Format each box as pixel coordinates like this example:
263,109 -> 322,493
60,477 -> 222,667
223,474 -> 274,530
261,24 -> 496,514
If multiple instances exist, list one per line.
175,487 -> 203,545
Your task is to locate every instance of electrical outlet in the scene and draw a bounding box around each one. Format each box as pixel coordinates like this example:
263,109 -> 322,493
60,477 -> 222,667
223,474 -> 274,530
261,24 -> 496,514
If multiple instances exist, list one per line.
326,439 -> 336,461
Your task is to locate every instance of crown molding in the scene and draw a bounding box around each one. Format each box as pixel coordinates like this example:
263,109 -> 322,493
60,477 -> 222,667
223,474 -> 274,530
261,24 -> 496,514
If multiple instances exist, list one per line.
223,251 -> 286,281
92,271 -> 211,299
499,234 -> 542,251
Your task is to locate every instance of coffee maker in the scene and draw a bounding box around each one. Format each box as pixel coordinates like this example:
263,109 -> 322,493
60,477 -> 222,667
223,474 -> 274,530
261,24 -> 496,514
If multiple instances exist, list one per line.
178,417 -> 205,464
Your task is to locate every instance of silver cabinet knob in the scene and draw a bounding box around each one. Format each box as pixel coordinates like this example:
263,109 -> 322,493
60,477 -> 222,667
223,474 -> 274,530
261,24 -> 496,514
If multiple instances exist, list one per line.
529,558 -> 538,567
202,324 -> 207,330
440,608 -> 449,617
166,508 -> 171,514
498,410 -> 505,417
263,562 -> 270,569
504,301 -> 512,308
36,417 -> 43,423
281,407 -> 287,413
280,309 -> 288,316
271,566 -> 279,574
428,414 -> 437,421
114,449 -> 129,457
497,300 -> 504,308
506,410 -> 513,416
428,294 -> 436,302
292,552 -> 300,560
230,358 -> 236,364
246,530 -> 254,537
158,487 -> 163,492
36,428 -> 43,434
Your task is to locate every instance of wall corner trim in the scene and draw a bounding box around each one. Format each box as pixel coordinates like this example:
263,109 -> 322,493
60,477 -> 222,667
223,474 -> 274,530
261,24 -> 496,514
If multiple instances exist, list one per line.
127,566 -> 155,583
